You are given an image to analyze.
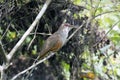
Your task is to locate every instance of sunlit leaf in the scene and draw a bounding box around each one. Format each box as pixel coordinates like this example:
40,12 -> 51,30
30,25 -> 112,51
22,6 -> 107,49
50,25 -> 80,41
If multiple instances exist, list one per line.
95,7 -> 103,16
73,0 -> 81,5
61,61 -> 70,80
7,30 -> 16,41
32,45 -> 37,55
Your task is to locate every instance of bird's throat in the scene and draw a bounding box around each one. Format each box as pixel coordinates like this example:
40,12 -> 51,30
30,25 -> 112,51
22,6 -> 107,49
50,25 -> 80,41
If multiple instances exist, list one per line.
58,27 -> 69,45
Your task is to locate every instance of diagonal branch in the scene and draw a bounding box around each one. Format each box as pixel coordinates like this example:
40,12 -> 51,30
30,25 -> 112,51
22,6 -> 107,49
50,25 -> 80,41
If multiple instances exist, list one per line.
0,41 -> 7,63
11,52 -> 55,80
7,0 -> 52,62
66,21 -> 85,42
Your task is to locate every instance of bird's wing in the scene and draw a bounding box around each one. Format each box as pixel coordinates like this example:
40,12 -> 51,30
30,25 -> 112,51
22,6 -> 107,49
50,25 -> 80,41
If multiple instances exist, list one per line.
39,33 -> 62,58
44,33 -> 62,51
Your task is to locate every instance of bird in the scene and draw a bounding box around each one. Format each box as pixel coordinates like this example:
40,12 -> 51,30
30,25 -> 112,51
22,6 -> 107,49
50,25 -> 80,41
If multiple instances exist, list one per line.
39,23 -> 76,59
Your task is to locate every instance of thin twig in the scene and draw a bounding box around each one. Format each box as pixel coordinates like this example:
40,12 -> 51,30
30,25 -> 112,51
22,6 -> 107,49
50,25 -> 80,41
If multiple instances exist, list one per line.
24,57 -> 39,80
1,21 -> 13,40
7,0 -> 52,62
94,10 -> 120,19
29,32 -> 52,36
0,41 -> 7,62
25,24 -> 39,79
27,23 -> 39,50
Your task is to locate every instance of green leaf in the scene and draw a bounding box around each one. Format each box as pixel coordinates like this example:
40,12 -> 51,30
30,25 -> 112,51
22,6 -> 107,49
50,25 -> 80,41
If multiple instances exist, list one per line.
104,17 -> 114,26
110,35 -> 120,44
95,7 -> 103,16
82,63 -> 90,69
73,0 -> 81,5
25,36 -> 31,43
32,45 -> 37,55
61,61 -> 70,80
6,30 -> 16,41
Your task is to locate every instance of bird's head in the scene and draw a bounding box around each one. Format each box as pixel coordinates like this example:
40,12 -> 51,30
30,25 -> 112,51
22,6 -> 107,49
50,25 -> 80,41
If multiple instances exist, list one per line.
59,23 -> 76,32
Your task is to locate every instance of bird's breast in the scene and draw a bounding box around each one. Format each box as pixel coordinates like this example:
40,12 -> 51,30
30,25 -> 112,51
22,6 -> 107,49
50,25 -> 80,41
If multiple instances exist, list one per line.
59,31 -> 68,45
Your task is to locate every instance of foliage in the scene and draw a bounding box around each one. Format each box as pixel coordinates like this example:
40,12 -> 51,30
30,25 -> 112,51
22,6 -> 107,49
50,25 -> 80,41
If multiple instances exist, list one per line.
0,0 -> 120,80
73,0 -> 120,80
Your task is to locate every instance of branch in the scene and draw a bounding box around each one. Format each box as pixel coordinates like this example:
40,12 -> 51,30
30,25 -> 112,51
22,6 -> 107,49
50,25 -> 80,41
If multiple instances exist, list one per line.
7,0 -> 52,62
0,41 -> 7,62
66,21 -> 85,42
94,10 -> 120,19
11,52 -> 55,80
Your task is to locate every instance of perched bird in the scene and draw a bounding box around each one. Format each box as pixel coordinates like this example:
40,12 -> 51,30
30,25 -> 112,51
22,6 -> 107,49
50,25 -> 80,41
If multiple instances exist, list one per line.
39,23 -> 76,59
